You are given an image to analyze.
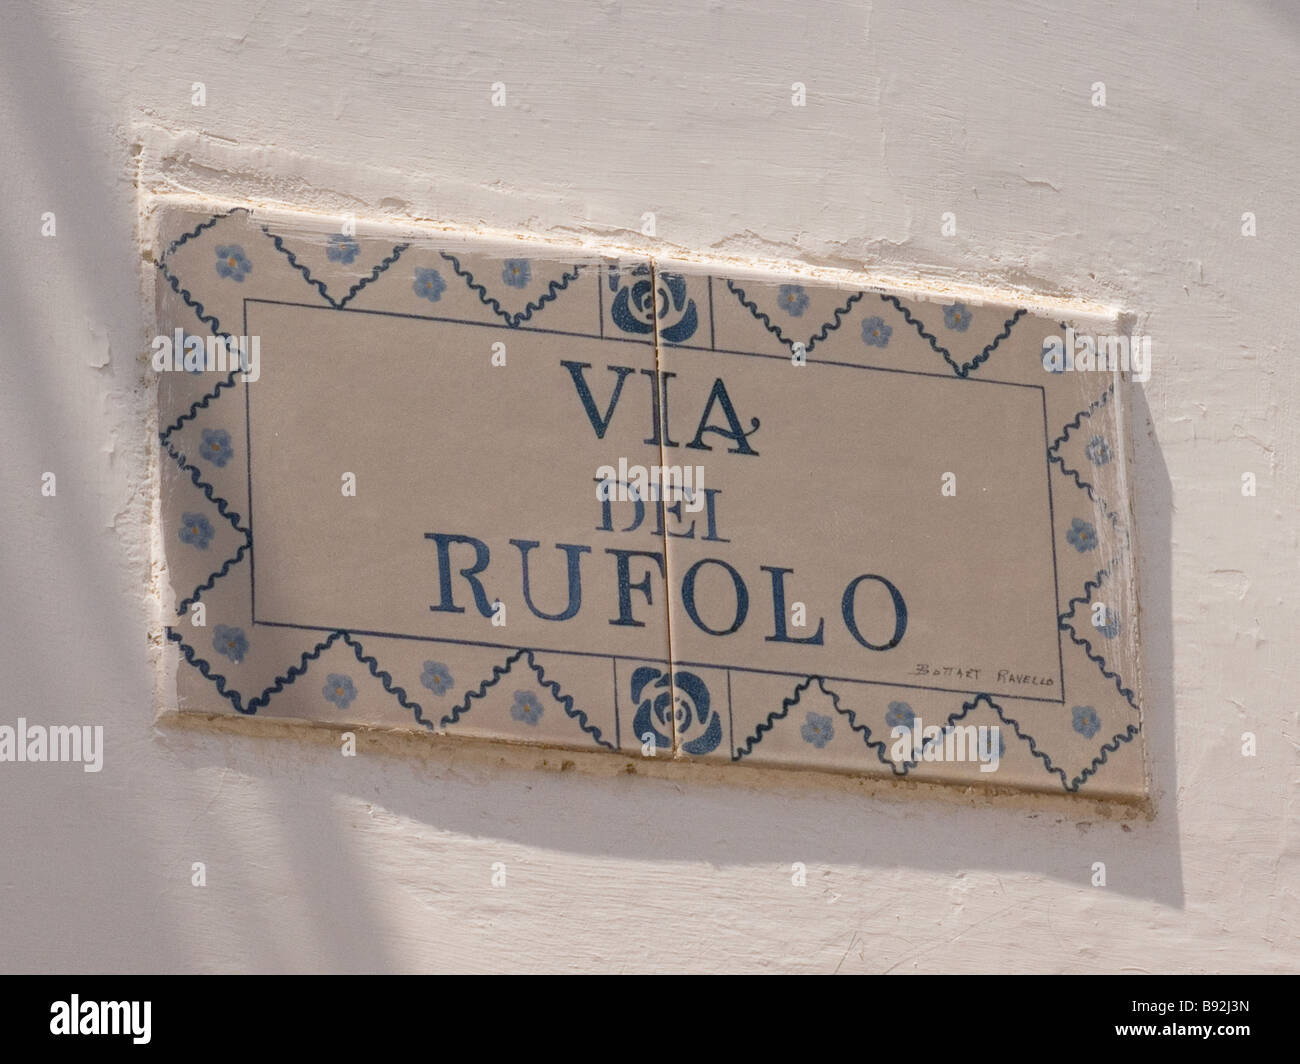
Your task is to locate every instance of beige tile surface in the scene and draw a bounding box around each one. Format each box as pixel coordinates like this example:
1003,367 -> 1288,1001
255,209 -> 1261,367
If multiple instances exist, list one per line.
154,200 -> 1145,797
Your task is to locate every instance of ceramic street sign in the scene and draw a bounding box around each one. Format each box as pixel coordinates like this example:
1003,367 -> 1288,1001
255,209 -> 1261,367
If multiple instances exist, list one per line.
153,199 -> 1147,799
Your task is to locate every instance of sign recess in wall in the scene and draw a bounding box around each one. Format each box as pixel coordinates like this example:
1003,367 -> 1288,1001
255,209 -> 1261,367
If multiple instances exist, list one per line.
153,199 -> 1147,799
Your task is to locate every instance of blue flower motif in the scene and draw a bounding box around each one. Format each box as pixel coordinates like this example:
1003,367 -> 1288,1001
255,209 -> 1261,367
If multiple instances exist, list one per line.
214,245 -> 252,282
502,260 -> 531,288
1084,435 -> 1112,466
1066,517 -> 1098,553
778,284 -> 810,317
178,512 -> 215,550
885,700 -> 915,730
413,267 -> 447,302
324,674 -> 357,709
1093,607 -> 1121,639
199,428 -> 234,468
861,316 -> 892,347
510,690 -> 544,726
1072,705 -> 1101,739
800,711 -> 834,748
327,233 -> 361,265
943,302 -> 971,331
420,661 -> 454,696
631,667 -> 720,755
212,625 -> 248,664
608,266 -> 699,345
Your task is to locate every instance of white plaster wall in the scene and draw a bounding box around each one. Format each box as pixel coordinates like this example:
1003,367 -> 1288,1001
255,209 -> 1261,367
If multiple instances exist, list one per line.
1,0 -> 1295,972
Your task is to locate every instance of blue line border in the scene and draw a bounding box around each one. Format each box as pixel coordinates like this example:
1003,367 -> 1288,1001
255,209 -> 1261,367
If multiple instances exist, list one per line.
239,298 -> 1067,708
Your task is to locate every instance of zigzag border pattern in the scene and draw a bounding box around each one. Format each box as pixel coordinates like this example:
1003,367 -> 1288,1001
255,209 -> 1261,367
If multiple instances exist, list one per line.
339,632 -> 427,721
1050,382 -> 1138,711
733,681 -> 1140,793
1049,382 -> 1120,527
262,229 -> 331,305
526,651 -> 615,750
1050,381 -> 1114,455
878,293 -> 1026,377
813,678 -> 910,772
155,254 -> 241,446
176,541 -> 249,618
340,244 -> 410,307
1058,568 -> 1140,711
169,626 -> 430,722
940,693 -> 1140,793
161,438 -> 247,535
440,253 -> 582,328
259,229 -> 412,310
159,206 -> 250,263
434,647 -> 614,750
725,280 -> 865,353
428,651 -> 519,732
167,627 -> 340,716
811,681 -> 925,770
160,369 -> 239,446
734,676 -> 907,773
156,260 -> 228,339
732,675 -> 813,760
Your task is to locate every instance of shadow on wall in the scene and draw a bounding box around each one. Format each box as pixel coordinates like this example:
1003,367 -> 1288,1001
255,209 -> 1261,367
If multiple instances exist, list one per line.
0,4 -> 202,968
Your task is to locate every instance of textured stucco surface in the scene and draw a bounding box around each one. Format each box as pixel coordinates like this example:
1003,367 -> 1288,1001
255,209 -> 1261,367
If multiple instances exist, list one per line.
0,0 -> 1295,972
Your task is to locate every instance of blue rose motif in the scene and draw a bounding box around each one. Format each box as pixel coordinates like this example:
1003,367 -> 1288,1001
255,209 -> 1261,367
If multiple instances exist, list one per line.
199,428 -> 234,468
1093,607 -> 1121,639
212,625 -> 248,664
324,674 -> 357,709
413,267 -> 447,302
631,666 -> 720,756
178,512 -> 215,550
861,316 -> 892,347
608,265 -> 699,345
884,700 -> 915,730
510,690 -> 544,726
778,284 -> 810,317
1066,517 -> 1098,553
800,711 -> 834,748
420,661 -> 454,696
1085,435 -> 1112,466
943,302 -> 971,331
502,260 -> 531,288
215,245 -> 252,282
327,233 -> 361,265
1072,705 -> 1101,739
